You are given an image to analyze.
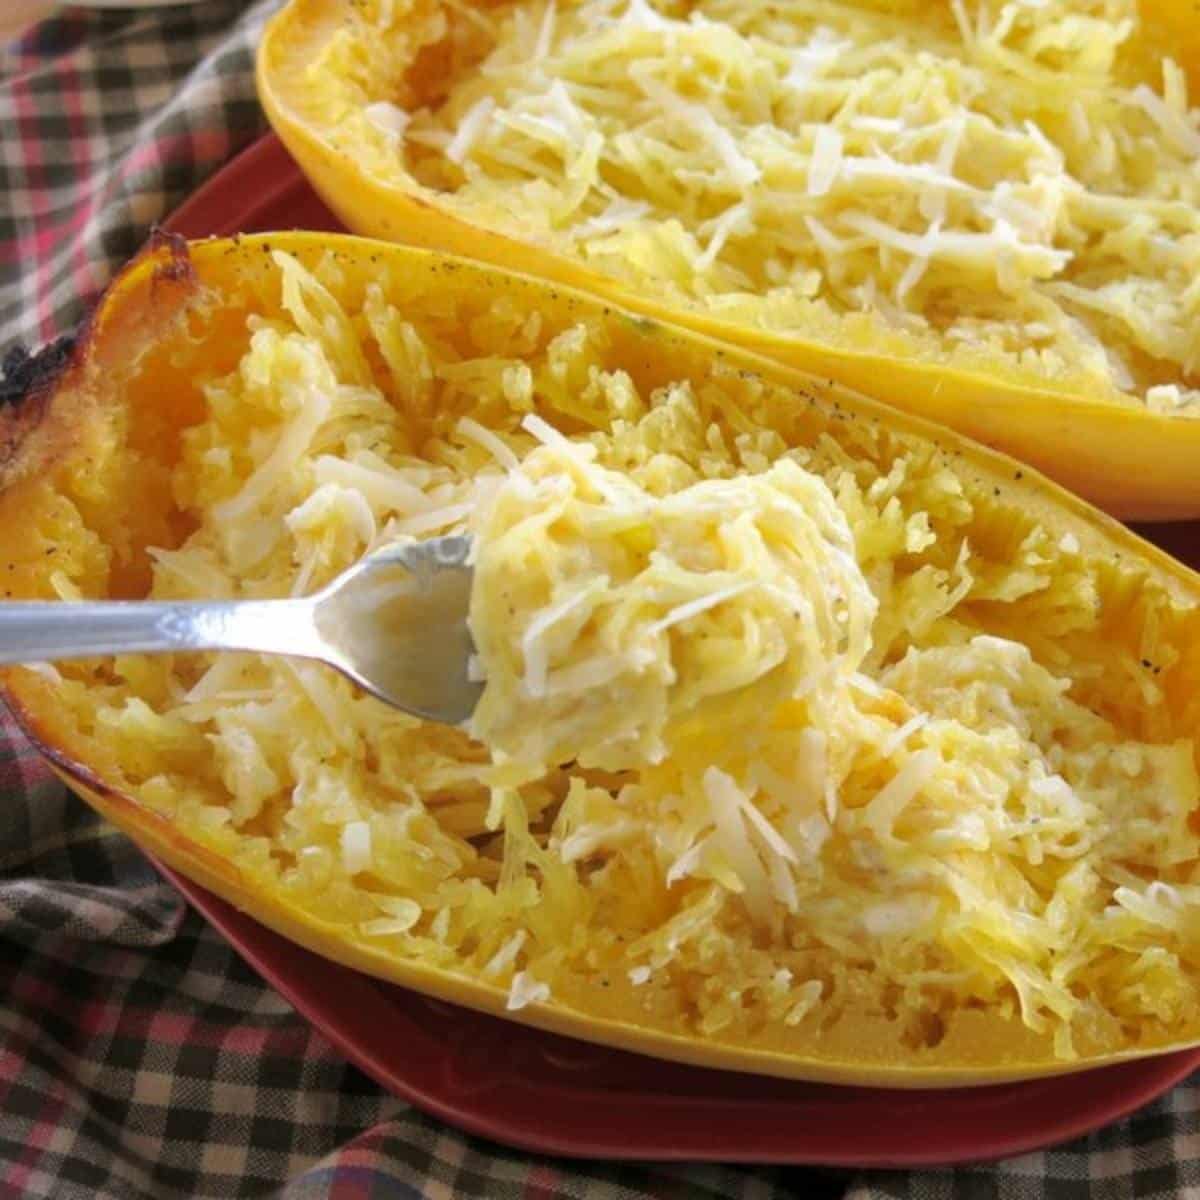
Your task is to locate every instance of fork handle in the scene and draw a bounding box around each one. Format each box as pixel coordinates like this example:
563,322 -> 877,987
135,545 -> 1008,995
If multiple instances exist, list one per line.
0,598 -> 322,665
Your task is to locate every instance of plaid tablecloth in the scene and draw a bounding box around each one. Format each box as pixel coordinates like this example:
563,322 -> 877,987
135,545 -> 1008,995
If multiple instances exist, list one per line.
2,5 -> 1200,1197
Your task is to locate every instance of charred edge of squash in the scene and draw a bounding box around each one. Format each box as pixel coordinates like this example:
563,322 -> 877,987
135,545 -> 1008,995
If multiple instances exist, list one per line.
0,334 -> 80,478
143,227 -> 198,292
0,231 -> 210,855
0,334 -> 77,411
0,231 -> 200,494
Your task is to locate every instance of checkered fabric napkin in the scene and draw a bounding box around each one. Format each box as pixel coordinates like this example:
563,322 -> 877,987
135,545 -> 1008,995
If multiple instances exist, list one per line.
0,0 -> 271,352
2,5 -> 1200,1198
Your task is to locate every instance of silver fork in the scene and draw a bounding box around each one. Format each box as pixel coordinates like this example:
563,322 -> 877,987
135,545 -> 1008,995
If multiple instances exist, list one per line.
0,536 -> 481,725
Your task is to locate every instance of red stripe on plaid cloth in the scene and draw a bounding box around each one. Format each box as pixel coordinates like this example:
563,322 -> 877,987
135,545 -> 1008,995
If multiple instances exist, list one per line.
72,999 -> 321,1060
0,717 -> 54,798
122,129 -> 237,178
4,1090 -> 68,1199
3,57 -> 101,287
142,1009 -> 309,1057
14,1080 -> 71,1193
10,969 -> 62,1016
60,58 -> 88,155
62,57 -> 108,315
0,1040 -> 25,1092
0,989 -> 70,1199
523,1163 -> 562,1198
0,223 -> 61,273
9,80 -> 51,289
78,998 -> 123,1040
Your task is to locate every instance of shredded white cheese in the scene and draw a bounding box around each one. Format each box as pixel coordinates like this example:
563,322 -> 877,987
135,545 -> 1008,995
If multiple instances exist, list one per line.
341,821 -> 373,875
468,422 -> 877,771
506,970 -> 551,1010
363,100 -> 410,140
402,0 -> 1200,413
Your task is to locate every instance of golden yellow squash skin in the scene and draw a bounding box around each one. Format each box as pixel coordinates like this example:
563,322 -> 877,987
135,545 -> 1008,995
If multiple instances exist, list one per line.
4,232 -> 1200,1088
256,0 -> 1200,521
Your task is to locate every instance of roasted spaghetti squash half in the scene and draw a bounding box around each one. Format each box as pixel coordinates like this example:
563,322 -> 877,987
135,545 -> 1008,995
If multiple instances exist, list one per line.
258,0 -> 1200,519
4,233 -> 1200,1087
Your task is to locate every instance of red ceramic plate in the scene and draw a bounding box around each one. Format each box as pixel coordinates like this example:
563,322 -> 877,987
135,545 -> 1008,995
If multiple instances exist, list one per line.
155,133 -> 1200,1168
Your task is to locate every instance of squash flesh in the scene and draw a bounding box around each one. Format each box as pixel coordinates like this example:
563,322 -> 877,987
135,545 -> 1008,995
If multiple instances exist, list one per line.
257,0 -> 1200,519
5,234 -> 1200,1085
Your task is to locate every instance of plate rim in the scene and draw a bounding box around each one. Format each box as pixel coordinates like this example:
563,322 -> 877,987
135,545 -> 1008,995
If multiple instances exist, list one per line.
158,858 -> 1200,1168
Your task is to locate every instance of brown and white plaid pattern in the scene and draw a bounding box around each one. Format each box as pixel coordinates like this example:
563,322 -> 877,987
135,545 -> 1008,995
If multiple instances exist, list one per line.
0,0 -> 273,355
1,4 -> 1198,1197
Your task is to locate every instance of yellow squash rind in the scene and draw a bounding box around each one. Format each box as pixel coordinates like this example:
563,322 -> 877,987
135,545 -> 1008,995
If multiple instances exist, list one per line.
256,0 -> 1200,521
5,232 -> 1200,1087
